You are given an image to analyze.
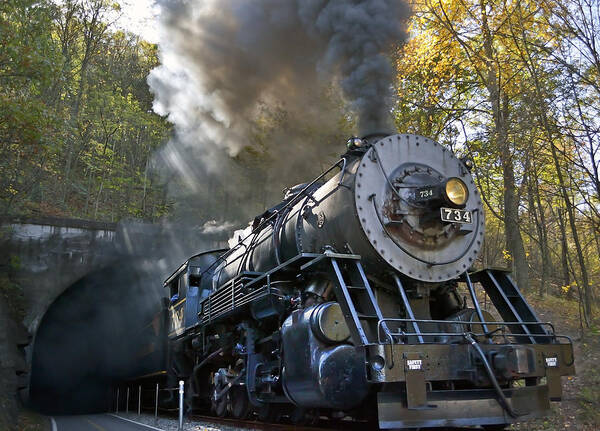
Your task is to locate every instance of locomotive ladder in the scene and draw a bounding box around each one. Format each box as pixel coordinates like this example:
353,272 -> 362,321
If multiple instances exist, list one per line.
329,257 -> 388,345
469,269 -> 549,344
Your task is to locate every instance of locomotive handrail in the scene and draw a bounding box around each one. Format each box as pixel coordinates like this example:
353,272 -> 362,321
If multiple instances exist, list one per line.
375,321 -> 575,367
376,317 -> 562,345
199,252 -> 364,326
380,331 -> 573,344
200,254 -> 318,324
198,158 -> 348,279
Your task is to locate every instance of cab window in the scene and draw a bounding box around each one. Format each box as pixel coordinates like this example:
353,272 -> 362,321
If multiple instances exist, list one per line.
169,280 -> 178,304
178,275 -> 187,301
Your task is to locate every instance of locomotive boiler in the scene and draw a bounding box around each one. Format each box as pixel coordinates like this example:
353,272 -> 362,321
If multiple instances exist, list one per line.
159,133 -> 574,429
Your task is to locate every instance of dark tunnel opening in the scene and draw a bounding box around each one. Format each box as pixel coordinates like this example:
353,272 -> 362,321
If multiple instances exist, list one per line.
29,261 -> 166,415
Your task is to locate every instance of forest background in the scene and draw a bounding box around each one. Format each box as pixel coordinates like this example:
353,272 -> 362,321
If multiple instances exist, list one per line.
1,0 -> 599,429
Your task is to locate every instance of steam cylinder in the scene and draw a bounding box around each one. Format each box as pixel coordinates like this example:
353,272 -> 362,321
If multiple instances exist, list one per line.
214,133 -> 484,286
280,304 -> 368,409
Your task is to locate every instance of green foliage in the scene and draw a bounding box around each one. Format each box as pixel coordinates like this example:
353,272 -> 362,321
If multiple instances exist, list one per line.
0,0 -> 170,221
8,255 -> 20,271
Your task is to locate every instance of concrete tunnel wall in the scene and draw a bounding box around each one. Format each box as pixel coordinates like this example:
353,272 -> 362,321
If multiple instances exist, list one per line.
5,218 -> 118,337
1,216 -> 229,415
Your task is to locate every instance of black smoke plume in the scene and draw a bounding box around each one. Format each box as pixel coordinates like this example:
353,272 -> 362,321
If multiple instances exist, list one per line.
149,0 -> 410,222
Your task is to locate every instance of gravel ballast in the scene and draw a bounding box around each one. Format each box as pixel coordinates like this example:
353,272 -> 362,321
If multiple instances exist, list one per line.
113,412 -> 262,431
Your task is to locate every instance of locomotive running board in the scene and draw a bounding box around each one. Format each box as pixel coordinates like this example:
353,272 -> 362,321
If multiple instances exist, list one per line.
198,250 -> 387,345
199,251 -> 363,326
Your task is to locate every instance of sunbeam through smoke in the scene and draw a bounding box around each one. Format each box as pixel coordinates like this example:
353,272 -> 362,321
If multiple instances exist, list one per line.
148,0 -> 410,222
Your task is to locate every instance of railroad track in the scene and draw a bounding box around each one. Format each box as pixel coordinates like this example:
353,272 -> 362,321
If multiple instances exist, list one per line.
189,414 -> 368,430
134,404 -> 488,430
188,414 -> 482,431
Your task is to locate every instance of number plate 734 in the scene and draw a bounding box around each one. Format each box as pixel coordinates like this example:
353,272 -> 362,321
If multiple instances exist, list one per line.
441,207 -> 472,224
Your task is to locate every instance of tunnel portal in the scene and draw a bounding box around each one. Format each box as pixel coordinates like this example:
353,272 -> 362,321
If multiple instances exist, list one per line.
2,217 -> 227,416
29,263 -> 165,414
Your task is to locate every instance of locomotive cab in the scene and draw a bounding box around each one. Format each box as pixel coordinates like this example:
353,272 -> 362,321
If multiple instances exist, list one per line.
163,249 -> 227,338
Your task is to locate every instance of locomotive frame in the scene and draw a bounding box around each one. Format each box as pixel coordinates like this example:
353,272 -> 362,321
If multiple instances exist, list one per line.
155,134 -> 574,429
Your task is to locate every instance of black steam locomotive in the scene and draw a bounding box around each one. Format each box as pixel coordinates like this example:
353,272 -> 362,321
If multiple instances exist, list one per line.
155,133 -> 574,429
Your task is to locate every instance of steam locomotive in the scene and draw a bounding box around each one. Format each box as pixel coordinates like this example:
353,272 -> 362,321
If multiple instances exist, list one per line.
154,133 -> 574,429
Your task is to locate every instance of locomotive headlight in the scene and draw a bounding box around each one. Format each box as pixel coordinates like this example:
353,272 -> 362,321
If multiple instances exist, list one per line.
445,177 -> 469,206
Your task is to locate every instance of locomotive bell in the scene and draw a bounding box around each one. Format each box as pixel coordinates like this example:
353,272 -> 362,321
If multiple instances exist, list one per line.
346,136 -> 364,149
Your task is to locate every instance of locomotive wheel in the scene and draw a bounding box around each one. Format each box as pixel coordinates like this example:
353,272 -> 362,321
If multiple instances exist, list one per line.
230,385 -> 250,419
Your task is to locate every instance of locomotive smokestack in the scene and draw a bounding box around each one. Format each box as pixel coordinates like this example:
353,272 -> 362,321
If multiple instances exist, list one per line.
360,131 -> 396,147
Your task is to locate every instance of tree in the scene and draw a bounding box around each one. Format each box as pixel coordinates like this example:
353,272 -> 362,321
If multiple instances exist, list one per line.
395,0 -> 599,322
0,0 -> 172,221
397,0 -> 533,290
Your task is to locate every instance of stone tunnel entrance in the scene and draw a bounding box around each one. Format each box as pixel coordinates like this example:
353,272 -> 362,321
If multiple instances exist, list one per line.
1,216 -> 228,418
29,262 -> 164,414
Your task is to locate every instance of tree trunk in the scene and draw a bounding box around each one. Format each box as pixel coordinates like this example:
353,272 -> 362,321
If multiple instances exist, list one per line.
479,2 -> 530,290
529,70 -> 592,322
526,161 -> 548,297
534,184 -> 550,296
554,206 -> 572,296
